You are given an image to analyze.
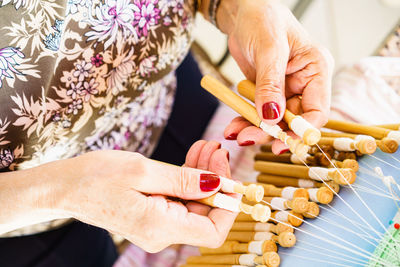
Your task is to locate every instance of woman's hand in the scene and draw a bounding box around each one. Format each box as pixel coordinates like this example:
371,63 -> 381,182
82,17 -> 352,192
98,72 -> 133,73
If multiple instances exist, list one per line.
0,142 -> 235,252
54,141 -> 234,252
214,0 -> 334,153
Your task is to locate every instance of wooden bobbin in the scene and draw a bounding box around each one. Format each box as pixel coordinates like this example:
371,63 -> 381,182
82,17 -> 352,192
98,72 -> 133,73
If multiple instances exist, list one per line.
331,159 -> 359,172
320,181 -> 341,194
221,178 -> 265,202
256,183 -> 309,200
254,161 -> 356,185
201,75 -> 308,158
375,123 -> 400,130
237,79 -> 321,145
377,138 -> 399,153
255,174 -> 340,194
303,202 -> 320,219
271,210 -> 303,227
227,231 -> 296,248
197,194 -> 271,222
263,196 -> 309,214
318,137 -> 376,154
306,187 -> 333,204
232,222 -> 294,234
257,252 -> 281,267
325,119 -> 400,144
255,152 -> 318,166
199,240 -> 278,255
260,144 -> 273,152
186,252 -> 281,266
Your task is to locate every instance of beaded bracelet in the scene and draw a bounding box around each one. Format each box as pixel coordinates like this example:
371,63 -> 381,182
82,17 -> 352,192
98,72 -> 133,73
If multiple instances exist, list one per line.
208,0 -> 221,27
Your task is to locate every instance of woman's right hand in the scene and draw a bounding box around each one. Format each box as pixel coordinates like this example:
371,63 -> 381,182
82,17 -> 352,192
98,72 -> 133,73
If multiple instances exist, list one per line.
50,144 -> 235,252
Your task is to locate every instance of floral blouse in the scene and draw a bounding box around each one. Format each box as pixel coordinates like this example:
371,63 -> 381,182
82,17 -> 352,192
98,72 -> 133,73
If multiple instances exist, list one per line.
0,0 -> 198,236
0,0 -> 197,172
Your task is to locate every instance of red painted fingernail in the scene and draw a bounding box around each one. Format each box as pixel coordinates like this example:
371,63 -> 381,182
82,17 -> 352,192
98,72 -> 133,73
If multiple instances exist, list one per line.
226,152 -> 230,161
217,143 -> 221,149
240,140 -> 255,146
226,133 -> 238,140
200,173 -> 220,191
279,149 -> 290,155
262,102 -> 280,120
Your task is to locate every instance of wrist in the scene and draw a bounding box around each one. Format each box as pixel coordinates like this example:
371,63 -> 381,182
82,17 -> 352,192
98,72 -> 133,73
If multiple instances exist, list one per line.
199,0 -> 239,34
0,159 -> 74,233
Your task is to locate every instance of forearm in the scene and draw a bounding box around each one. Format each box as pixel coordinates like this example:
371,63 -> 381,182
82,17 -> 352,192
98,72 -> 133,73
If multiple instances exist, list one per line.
198,0 -> 239,34
0,159 -> 74,234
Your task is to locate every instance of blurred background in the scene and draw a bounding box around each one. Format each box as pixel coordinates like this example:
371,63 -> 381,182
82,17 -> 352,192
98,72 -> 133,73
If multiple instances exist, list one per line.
192,0 -> 400,84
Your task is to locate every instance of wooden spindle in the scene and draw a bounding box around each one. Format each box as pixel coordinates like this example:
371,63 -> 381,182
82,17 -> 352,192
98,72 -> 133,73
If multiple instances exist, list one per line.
256,183 -> 309,200
271,211 -> 303,227
201,75 -> 308,157
227,231 -> 296,247
303,202 -> 320,219
186,252 -> 281,266
237,79 -> 321,145
318,137 -> 376,154
254,161 -> 356,185
197,193 -> 271,222
232,222 -> 293,234
255,152 -> 317,165
263,196 -> 309,213
199,240 -> 277,255
221,177 -> 264,202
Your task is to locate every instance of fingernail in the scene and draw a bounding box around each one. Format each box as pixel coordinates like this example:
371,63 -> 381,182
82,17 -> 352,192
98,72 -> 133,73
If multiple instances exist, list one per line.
262,101 -> 280,120
226,152 -> 230,161
279,148 -> 290,155
200,173 -> 220,191
217,143 -> 221,149
239,140 -> 255,146
226,133 -> 238,140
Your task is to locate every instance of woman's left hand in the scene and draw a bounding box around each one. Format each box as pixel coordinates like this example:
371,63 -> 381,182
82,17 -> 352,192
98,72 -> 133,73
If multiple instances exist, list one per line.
213,0 -> 334,154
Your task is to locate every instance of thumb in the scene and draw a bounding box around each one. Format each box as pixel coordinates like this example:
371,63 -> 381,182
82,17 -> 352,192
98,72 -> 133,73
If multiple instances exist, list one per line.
254,41 -> 288,125
132,158 -> 221,200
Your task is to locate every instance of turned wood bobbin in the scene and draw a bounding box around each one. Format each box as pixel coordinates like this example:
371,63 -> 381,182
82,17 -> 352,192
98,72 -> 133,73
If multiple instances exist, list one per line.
237,79 -> 321,146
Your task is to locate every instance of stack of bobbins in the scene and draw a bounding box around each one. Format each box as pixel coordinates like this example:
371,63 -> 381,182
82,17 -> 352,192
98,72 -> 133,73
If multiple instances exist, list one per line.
182,76 -> 400,267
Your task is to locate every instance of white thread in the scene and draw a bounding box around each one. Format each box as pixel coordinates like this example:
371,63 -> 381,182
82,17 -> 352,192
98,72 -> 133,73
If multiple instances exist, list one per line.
308,167 -> 330,181
333,138 -> 354,151
254,222 -> 271,232
219,177 -> 237,193
274,211 -> 289,222
248,240 -> 264,255
270,197 -> 287,210
387,131 -> 400,144
238,254 -> 257,265
355,135 -> 375,141
259,122 -> 282,139
213,193 -> 241,212
298,179 -> 315,188
281,187 -> 296,199
254,232 -> 273,240
290,116 -> 314,137
307,188 -> 319,202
